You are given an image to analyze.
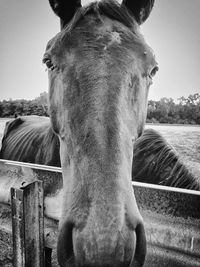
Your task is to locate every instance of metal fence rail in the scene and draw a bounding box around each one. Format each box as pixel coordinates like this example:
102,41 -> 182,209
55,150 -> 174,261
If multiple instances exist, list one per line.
0,159 -> 199,266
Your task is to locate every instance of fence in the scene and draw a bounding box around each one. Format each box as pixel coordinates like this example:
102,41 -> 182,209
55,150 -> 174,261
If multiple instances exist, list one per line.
0,159 -> 200,266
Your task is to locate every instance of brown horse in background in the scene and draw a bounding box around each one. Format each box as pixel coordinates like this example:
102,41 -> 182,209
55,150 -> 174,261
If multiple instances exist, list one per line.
44,0 -> 157,265
0,116 -> 60,167
132,128 -> 200,190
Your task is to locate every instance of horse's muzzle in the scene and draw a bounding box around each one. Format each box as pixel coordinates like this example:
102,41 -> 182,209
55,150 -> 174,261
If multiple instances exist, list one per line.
57,218 -> 146,267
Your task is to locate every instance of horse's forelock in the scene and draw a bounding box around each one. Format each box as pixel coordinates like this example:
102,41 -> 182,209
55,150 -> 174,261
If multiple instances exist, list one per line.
61,0 -> 137,37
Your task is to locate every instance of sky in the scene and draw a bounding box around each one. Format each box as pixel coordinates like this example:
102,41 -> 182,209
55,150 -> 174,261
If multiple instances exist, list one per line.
0,0 -> 200,101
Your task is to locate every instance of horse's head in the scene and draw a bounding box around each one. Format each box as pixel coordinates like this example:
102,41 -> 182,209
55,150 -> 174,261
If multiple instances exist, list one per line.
44,0 -> 158,266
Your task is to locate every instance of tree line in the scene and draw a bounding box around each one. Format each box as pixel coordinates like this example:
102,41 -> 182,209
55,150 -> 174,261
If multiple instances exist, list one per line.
147,93 -> 200,124
0,92 -> 200,125
0,92 -> 49,118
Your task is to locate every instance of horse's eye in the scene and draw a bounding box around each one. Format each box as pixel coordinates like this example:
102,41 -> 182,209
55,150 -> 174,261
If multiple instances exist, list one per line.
43,57 -> 55,71
149,65 -> 159,79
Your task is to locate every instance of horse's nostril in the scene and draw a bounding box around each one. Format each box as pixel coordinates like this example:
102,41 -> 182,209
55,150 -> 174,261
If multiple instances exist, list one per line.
133,223 -> 147,266
57,221 -> 74,266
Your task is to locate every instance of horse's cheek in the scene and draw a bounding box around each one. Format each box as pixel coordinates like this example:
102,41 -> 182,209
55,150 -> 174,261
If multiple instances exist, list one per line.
49,74 -> 65,134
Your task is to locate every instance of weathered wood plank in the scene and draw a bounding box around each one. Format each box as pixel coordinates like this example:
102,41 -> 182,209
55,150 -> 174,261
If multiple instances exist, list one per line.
23,181 -> 44,267
11,181 -> 45,267
11,188 -> 25,267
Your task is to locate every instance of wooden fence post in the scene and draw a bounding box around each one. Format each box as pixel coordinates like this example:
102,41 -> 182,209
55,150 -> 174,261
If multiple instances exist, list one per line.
11,181 -> 44,267
11,187 -> 25,267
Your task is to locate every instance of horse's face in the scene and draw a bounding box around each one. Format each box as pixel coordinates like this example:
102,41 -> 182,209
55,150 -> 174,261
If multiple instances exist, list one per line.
44,0 -> 158,266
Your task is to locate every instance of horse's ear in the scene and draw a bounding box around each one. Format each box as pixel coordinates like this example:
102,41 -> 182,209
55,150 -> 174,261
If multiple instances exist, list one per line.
121,0 -> 155,24
49,0 -> 82,28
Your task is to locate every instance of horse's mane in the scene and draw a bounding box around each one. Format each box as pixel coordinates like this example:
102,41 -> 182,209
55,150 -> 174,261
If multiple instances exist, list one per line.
132,128 -> 200,190
67,0 -> 137,31
50,0 -> 139,47
0,116 -> 60,167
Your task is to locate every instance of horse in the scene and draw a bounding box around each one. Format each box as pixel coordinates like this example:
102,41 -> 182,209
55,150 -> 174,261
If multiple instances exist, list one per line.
132,128 -> 200,190
43,0 -> 158,265
1,116 -> 199,192
0,116 -> 60,167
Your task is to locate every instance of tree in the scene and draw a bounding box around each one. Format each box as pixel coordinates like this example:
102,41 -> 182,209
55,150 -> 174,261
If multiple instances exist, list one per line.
146,93 -> 200,125
34,92 -> 49,115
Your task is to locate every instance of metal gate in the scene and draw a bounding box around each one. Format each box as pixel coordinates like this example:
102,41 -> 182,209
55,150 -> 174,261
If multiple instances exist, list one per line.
0,160 -> 199,267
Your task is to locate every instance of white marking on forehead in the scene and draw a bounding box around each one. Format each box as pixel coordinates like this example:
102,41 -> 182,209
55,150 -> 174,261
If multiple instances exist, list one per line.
103,31 -> 121,51
109,31 -> 121,45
